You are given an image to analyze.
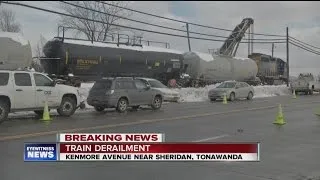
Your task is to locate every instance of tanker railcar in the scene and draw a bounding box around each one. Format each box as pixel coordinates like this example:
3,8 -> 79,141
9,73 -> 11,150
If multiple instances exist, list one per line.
181,51 -> 259,87
41,38 -> 184,86
248,53 -> 288,85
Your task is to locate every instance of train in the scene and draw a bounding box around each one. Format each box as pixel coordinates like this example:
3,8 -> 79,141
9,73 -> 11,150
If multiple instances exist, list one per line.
39,37 -> 288,87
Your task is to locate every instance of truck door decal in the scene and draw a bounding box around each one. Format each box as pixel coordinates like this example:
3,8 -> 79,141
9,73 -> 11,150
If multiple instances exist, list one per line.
44,91 -> 52,95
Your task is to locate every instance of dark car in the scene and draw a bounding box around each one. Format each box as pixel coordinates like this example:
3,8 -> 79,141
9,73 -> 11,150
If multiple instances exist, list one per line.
87,77 -> 164,112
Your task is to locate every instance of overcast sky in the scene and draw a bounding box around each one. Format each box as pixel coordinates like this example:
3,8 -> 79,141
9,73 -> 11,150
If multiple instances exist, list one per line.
2,1 -> 320,76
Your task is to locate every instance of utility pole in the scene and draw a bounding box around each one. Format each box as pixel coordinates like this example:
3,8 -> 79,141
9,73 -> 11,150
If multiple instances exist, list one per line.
251,25 -> 254,54
186,23 -> 191,52
286,27 -> 289,87
248,26 -> 251,56
271,43 -> 274,58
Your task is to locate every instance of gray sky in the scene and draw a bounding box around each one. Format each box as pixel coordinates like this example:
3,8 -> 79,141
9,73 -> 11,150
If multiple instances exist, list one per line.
2,1 -> 320,76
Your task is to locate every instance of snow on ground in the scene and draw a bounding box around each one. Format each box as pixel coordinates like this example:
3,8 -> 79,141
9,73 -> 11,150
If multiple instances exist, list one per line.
177,84 -> 220,102
79,82 -> 95,108
252,85 -> 291,98
79,82 -> 291,108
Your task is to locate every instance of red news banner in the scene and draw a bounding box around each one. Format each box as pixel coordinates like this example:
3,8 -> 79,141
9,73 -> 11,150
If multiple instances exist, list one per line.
57,133 -> 260,162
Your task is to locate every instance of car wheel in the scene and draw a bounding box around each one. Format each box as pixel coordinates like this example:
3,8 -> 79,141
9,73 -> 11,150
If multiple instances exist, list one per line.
94,106 -> 105,112
0,101 -> 9,124
229,92 -> 235,102
117,98 -> 128,113
57,97 -> 77,117
210,98 -> 216,102
151,96 -> 162,110
247,92 -> 253,100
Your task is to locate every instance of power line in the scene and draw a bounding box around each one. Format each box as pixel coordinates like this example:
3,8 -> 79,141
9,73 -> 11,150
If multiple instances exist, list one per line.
289,41 -> 320,56
96,1 -> 286,37
59,1 -> 228,39
289,38 -> 320,54
2,1 -> 286,44
289,36 -> 320,50
60,1 -> 286,41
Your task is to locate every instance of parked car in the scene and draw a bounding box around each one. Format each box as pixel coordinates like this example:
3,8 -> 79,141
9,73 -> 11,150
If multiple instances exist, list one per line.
0,70 -> 85,123
208,81 -> 254,102
87,77 -> 164,112
136,77 -> 180,102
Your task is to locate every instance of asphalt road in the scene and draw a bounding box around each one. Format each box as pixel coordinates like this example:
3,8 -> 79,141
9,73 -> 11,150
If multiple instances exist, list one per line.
1,95 -> 320,180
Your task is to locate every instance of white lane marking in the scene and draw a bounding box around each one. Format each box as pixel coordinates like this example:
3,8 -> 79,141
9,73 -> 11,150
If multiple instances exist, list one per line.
193,134 -> 230,142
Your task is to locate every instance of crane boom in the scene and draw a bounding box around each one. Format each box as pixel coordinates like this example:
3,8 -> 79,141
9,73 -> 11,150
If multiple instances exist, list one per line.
218,18 -> 254,57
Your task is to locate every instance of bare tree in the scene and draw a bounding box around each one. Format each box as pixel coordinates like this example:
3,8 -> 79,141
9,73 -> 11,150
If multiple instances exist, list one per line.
0,8 -> 21,32
34,34 -> 48,58
59,1 -> 132,42
32,35 -> 47,72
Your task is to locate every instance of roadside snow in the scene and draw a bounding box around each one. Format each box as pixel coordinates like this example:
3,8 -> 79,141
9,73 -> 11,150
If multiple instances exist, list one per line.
0,32 -> 29,46
177,84 -> 220,102
79,82 -> 291,106
253,85 -> 291,98
79,82 -> 95,108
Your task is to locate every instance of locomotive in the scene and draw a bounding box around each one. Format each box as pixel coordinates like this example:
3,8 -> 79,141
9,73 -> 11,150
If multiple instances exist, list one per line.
248,53 -> 288,85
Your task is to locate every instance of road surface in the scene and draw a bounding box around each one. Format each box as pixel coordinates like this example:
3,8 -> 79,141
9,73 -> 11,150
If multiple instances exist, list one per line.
1,95 -> 320,180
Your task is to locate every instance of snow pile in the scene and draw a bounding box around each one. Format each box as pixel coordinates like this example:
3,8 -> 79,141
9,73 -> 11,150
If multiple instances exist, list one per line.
253,85 -> 291,98
79,82 -> 95,108
0,32 -> 29,46
177,84 -> 220,102
78,82 -> 291,106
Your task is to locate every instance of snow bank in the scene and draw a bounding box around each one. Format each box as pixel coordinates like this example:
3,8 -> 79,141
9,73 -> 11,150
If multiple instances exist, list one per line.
79,82 -> 95,108
177,84 -> 220,102
79,82 -> 291,106
0,32 -> 29,46
252,85 -> 291,98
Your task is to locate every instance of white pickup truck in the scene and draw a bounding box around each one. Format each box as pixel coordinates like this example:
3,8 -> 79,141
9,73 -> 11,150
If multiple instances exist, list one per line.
290,73 -> 320,95
0,70 -> 85,123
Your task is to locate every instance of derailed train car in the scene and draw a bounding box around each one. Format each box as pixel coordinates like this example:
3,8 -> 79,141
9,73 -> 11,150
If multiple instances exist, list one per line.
41,38 -> 184,86
182,51 -> 259,86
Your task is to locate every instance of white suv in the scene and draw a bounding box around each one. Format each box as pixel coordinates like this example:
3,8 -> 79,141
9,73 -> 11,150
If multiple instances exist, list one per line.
0,70 -> 84,123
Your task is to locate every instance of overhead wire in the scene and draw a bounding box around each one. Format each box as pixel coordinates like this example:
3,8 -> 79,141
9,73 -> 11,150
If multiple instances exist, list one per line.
2,1 -> 286,44
60,1 -> 286,41
96,1 -> 286,37
289,39 -> 320,56
289,36 -> 320,50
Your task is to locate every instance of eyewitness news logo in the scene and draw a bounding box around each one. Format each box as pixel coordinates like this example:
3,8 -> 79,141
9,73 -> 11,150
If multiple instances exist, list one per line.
24,143 -> 58,162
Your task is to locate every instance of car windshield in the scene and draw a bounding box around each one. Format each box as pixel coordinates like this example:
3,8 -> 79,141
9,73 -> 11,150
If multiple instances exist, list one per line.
148,80 -> 167,88
92,80 -> 112,90
216,82 -> 236,88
